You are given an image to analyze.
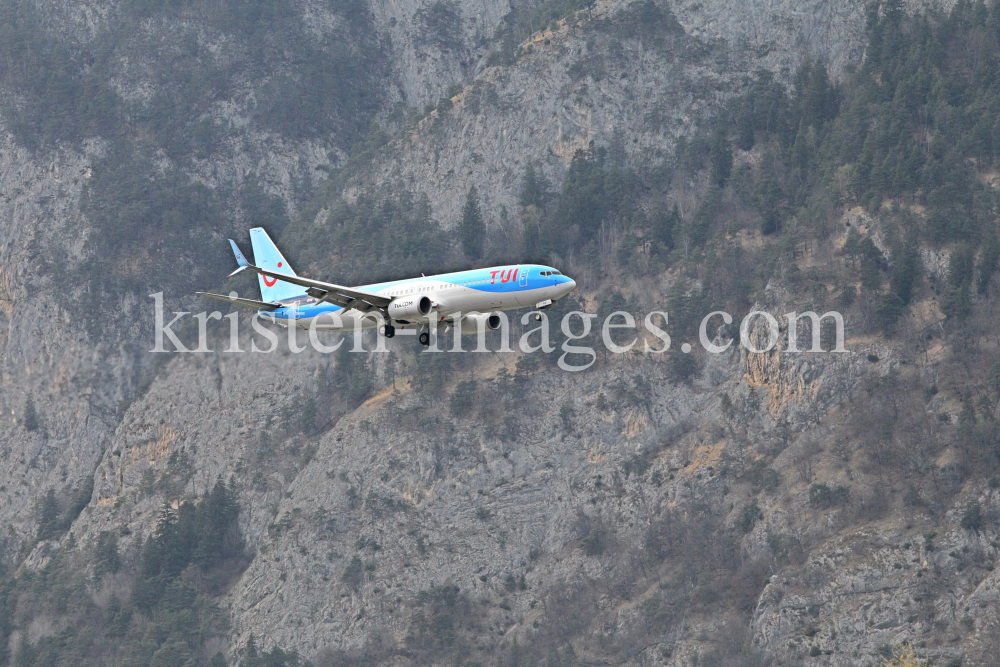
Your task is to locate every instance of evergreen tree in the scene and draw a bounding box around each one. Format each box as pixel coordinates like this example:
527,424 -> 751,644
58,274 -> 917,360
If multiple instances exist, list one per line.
943,244 -> 976,321
977,230 -> 1000,294
858,237 -> 885,293
194,479 -> 241,566
95,531 -> 121,578
709,126 -> 732,186
651,204 -> 678,253
796,59 -> 838,129
36,489 -> 60,541
735,105 -> 755,151
460,186 -> 485,260
23,395 -> 38,432
691,185 -> 722,246
752,175 -> 783,235
874,292 -> 905,334
519,164 -> 548,209
890,235 -> 920,305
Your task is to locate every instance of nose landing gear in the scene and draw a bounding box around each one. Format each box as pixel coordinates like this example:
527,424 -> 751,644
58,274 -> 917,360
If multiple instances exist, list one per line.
533,299 -> 553,321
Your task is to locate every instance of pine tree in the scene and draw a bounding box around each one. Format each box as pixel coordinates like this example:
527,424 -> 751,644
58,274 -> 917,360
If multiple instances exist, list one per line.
652,204 -> 678,252
195,479 -> 241,566
753,174 -> 783,235
977,230 -> 1000,294
519,164 -> 548,209
943,244 -> 975,321
709,126 -> 732,186
36,489 -> 60,541
23,395 -> 38,432
890,235 -> 920,305
95,531 -> 121,578
460,186 -> 485,260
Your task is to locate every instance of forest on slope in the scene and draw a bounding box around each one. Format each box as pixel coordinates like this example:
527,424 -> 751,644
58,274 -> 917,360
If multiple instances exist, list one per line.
0,0 -> 999,666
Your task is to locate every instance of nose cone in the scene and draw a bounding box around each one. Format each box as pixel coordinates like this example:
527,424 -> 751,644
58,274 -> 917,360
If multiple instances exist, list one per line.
559,277 -> 577,296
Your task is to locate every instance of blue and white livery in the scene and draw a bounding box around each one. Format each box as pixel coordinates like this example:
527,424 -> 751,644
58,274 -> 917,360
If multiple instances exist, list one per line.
197,228 -> 577,346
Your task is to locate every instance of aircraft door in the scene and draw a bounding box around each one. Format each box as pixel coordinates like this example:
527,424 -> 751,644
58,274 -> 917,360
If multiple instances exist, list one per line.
519,267 -> 528,288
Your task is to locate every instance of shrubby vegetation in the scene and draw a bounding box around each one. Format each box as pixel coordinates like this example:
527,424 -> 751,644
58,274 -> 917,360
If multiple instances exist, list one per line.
0,0 -> 390,341
344,5 -> 1000,662
1,0 -> 388,149
488,0 -> 1000,341
486,0 -> 596,66
416,0 -> 464,53
284,190 -> 451,286
6,0 -> 1000,664
0,480 -> 304,667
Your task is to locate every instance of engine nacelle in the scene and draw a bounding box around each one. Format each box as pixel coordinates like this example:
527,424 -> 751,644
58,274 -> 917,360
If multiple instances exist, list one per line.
388,295 -> 432,321
460,312 -> 502,334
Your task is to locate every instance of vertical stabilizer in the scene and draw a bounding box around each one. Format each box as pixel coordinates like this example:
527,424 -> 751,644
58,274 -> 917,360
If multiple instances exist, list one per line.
248,228 -> 305,302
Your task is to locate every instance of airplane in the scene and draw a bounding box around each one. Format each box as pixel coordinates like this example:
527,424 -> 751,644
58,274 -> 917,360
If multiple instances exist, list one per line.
197,228 -> 577,346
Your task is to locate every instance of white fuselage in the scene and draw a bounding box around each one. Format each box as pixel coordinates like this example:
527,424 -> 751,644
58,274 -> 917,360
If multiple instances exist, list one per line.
267,264 -> 576,331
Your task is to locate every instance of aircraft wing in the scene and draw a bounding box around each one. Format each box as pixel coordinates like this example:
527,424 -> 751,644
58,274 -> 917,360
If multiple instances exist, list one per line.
197,292 -> 282,311
253,267 -> 392,313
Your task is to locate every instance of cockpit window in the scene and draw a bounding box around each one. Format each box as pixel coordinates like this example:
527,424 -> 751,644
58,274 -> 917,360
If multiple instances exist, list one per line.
540,270 -> 561,276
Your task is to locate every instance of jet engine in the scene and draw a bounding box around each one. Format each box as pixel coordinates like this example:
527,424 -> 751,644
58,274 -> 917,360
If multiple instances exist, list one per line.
459,312 -> 502,334
388,295 -> 432,321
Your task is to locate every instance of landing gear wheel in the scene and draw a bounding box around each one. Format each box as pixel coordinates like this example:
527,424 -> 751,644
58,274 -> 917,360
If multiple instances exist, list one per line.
534,312 -> 543,321
418,331 -> 430,346
380,324 -> 396,338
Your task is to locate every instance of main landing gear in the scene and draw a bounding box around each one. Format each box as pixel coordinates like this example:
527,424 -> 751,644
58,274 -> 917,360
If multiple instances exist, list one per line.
418,331 -> 430,346
379,324 -> 396,338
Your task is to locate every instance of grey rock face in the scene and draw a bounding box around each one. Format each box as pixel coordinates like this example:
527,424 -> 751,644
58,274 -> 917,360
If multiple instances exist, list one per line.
0,135 -> 124,547
1,0 -> 988,665
57,311 -> 877,661
345,0 -> 874,227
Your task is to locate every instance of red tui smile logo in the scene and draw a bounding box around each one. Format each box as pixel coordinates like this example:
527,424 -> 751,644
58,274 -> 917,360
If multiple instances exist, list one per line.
263,262 -> 283,287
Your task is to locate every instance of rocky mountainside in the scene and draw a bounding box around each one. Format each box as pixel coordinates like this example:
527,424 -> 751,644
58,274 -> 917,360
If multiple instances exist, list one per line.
2,0 -> 1000,666
344,0 -> 872,223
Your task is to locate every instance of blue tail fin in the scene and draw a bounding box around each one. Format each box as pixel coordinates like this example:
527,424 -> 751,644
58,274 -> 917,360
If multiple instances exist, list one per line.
248,228 -> 305,302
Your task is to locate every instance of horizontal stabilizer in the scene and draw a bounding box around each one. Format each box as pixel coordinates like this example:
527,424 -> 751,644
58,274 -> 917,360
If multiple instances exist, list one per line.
196,292 -> 281,311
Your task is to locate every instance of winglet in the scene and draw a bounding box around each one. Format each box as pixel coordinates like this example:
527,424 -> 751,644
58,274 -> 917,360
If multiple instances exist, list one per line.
228,239 -> 251,277
229,240 -> 250,267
